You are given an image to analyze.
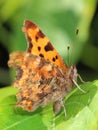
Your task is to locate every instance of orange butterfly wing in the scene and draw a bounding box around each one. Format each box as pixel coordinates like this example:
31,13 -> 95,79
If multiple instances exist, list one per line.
22,20 -> 68,71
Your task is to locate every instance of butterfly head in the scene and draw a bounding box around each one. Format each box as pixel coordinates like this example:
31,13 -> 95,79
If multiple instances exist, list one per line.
68,66 -> 77,84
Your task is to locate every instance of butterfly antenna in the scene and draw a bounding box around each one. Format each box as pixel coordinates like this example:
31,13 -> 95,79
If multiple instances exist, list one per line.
67,45 -> 71,66
67,29 -> 79,67
75,29 -> 79,43
71,28 -> 79,64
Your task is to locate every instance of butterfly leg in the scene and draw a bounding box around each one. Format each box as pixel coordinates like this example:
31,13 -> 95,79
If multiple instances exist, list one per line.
53,98 -> 66,117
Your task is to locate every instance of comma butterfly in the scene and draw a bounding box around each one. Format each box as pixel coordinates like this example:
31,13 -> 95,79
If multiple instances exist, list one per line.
8,20 -> 78,115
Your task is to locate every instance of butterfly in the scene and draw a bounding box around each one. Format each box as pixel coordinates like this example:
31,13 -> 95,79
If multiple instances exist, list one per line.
8,20 -> 77,115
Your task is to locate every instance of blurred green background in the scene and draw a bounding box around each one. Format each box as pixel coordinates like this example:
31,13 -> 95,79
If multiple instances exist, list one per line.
0,0 -> 98,87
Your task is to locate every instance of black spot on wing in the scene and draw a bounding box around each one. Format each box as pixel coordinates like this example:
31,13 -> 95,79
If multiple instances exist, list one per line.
55,55 -> 58,59
38,46 -> 41,51
39,53 -> 44,58
52,55 -> 58,62
44,42 -> 54,52
35,30 -> 45,42
35,36 -> 39,42
52,57 -> 56,62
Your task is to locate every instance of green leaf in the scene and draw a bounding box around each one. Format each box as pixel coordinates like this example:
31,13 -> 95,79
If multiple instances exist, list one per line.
0,80 -> 98,130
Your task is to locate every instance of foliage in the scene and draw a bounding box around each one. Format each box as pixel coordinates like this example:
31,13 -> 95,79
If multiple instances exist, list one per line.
0,81 -> 98,130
